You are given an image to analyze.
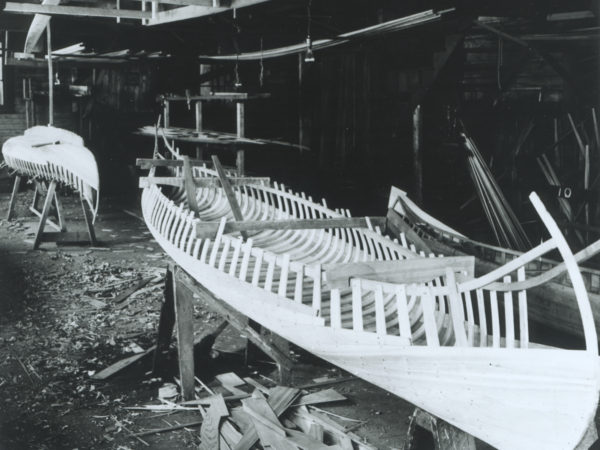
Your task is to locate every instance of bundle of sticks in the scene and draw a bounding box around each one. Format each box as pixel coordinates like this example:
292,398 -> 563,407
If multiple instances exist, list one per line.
463,132 -> 532,251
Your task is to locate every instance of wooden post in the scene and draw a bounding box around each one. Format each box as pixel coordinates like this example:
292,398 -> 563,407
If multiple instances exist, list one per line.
152,268 -> 176,377
211,155 -> 247,239
195,100 -> 203,159
298,54 -> 304,152
33,180 -> 57,249
6,175 -> 21,221
46,20 -> 53,126
173,269 -> 196,401
236,101 -> 245,176
80,192 -> 97,245
163,99 -> 170,128
412,104 -> 422,204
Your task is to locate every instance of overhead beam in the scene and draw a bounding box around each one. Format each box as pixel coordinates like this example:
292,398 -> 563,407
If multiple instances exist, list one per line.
146,0 -> 270,25
3,2 -> 152,20
128,0 -> 215,5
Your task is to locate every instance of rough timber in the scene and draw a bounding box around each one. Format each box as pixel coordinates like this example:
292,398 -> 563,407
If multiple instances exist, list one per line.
388,186 -> 600,339
2,125 -> 100,220
140,159 -> 600,449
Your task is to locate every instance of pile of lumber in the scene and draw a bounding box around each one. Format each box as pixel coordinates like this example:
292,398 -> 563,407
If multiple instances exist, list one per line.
126,372 -> 374,449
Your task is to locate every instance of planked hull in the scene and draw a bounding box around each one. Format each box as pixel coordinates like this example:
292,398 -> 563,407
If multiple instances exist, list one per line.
141,165 -> 600,449
2,126 -> 100,219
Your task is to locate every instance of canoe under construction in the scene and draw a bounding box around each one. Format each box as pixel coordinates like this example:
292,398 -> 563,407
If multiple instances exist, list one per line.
388,186 -> 600,341
2,125 -> 100,219
140,158 -> 600,449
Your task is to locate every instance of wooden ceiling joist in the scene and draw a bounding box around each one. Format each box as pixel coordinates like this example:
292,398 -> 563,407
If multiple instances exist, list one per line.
3,2 -> 152,20
145,0 -> 271,25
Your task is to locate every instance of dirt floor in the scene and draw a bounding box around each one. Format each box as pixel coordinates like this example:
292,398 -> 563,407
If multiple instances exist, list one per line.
0,185 -> 427,450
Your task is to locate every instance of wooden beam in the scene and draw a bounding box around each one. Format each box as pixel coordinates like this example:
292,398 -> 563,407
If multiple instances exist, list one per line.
129,0 -> 214,5
3,2 -> 152,19
211,155 -> 247,240
159,92 -> 270,102
412,104 -> 422,204
146,0 -> 271,25
196,216 -> 387,238
324,256 -> 475,290
136,157 -> 208,169
139,175 -> 269,188
47,21 -> 53,126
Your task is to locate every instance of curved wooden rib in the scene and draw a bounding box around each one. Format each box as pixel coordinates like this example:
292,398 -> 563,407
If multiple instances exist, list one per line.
2,126 -> 100,220
141,159 -> 600,449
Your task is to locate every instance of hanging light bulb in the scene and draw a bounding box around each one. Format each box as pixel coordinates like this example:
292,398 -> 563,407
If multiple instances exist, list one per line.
304,37 -> 314,63
304,0 -> 315,63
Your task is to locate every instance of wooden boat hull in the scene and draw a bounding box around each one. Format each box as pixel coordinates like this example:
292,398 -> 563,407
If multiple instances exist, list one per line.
141,181 -> 600,449
387,187 -> 600,340
2,126 -> 100,218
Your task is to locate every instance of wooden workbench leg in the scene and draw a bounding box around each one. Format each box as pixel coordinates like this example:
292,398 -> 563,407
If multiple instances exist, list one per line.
33,180 -> 57,250
80,193 -> 97,245
152,268 -> 176,377
173,270 -> 196,401
6,175 -> 21,221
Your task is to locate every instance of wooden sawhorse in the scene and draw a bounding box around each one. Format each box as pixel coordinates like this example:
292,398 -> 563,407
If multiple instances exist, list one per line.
152,264 -> 294,400
7,175 -> 97,249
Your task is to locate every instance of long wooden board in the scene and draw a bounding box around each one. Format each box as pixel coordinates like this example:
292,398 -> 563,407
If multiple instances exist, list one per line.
324,256 -> 475,289
139,175 -> 269,189
196,217 -> 387,239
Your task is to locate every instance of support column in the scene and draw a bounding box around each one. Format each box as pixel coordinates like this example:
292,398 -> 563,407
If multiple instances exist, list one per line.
236,102 -> 245,176
412,104 -> 423,204
46,20 -> 53,126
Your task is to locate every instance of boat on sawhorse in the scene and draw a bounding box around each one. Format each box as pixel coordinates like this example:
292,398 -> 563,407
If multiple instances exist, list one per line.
139,157 -> 600,449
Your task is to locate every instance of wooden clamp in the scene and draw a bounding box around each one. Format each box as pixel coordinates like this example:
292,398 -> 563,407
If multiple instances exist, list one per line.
196,216 -> 388,239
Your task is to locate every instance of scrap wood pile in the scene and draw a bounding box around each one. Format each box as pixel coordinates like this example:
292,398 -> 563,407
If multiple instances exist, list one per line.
125,372 -> 375,449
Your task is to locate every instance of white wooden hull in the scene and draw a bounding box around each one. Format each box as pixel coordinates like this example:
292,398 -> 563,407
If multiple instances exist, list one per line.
141,171 -> 600,449
2,126 -> 99,218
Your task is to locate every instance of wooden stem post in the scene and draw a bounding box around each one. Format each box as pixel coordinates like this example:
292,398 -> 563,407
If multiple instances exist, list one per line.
412,104 -> 423,204
46,20 -> 53,126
